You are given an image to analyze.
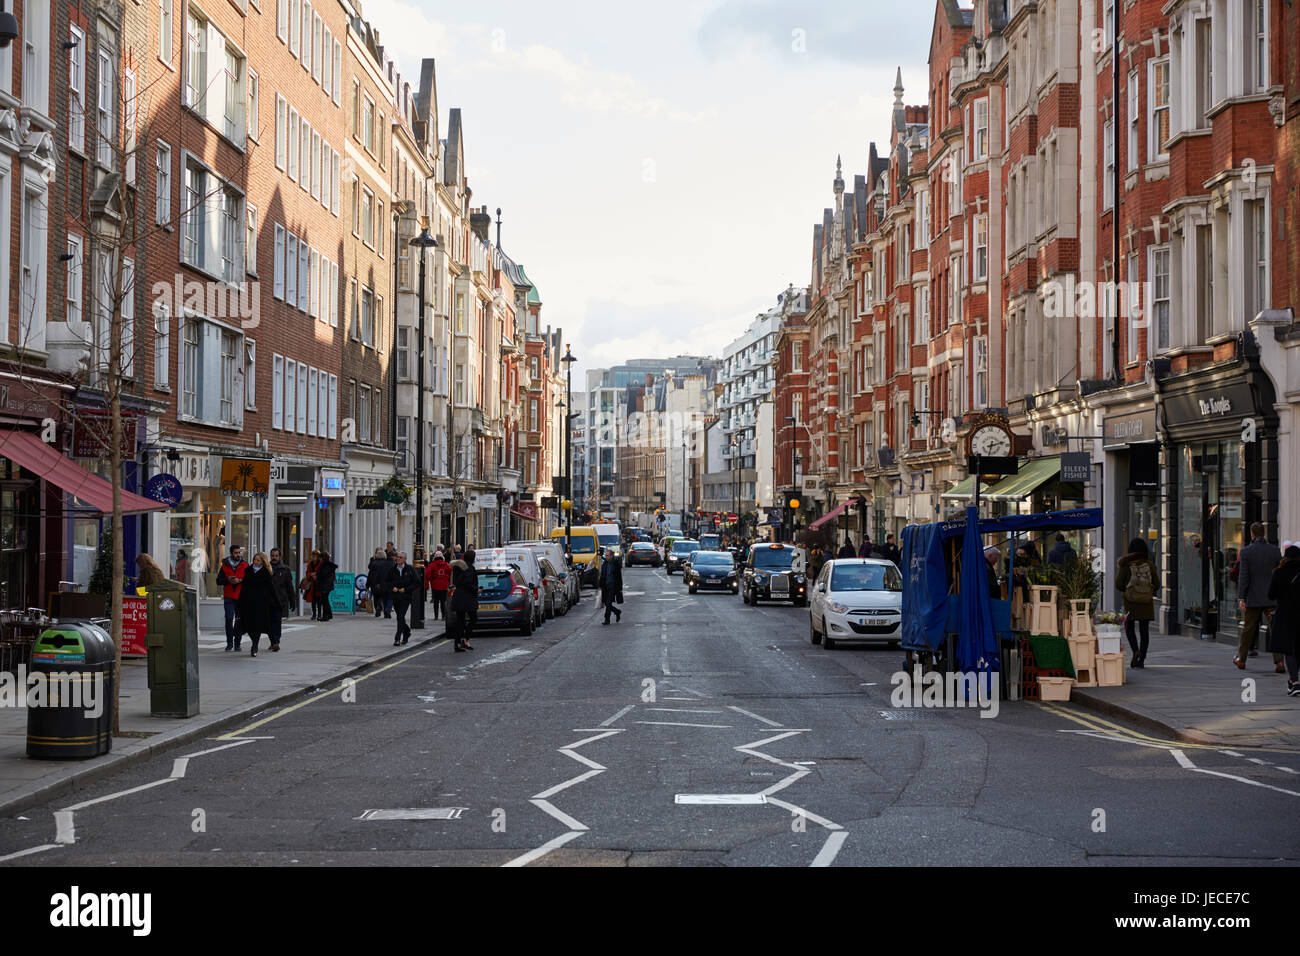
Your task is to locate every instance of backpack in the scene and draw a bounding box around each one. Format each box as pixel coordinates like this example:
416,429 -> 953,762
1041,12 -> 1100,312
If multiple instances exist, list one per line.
1124,561 -> 1154,605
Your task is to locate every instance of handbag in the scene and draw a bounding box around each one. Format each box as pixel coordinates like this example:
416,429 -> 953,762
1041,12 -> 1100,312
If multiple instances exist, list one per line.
616,590 -> 624,605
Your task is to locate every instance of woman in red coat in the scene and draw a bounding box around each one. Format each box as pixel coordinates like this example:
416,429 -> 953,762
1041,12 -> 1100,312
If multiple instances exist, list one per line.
425,550 -> 452,621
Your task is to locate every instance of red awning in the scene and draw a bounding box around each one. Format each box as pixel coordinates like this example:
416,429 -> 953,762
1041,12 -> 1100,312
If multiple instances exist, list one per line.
0,428 -> 167,515
808,497 -> 865,531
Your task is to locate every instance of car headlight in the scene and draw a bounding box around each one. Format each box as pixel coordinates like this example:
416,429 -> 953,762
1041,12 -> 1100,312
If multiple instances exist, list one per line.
754,572 -> 767,584
727,571 -> 737,578
794,574 -> 806,583
827,601 -> 849,614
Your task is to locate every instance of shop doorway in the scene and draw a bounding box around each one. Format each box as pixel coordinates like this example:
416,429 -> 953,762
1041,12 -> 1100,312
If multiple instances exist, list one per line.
1178,441 -> 1245,641
276,512 -> 300,611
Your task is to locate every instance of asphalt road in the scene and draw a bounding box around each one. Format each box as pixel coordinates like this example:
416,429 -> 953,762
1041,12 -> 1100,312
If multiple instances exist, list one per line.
1,566 -> 1297,866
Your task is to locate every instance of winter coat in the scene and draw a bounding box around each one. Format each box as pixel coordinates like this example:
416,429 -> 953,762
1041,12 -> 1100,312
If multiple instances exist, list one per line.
387,562 -> 419,603
1047,540 -> 1077,567
882,543 -> 901,566
858,541 -> 873,559
1116,552 -> 1160,622
368,556 -> 395,594
236,564 -> 282,638
1266,558 -> 1300,656
838,543 -> 857,559
219,558 -> 249,600
300,559 -> 320,602
315,560 -> 337,598
600,558 -> 624,603
426,558 -> 452,591
449,559 -> 478,612
270,561 -> 296,612
1238,538 -> 1282,608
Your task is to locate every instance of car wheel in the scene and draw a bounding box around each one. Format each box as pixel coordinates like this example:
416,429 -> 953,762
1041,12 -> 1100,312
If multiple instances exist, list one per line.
823,622 -> 837,650
810,616 -> 821,645
741,587 -> 750,604
688,584 -> 697,594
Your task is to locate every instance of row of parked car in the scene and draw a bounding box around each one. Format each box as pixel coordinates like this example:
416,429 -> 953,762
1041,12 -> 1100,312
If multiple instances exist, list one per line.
461,541 -> 581,637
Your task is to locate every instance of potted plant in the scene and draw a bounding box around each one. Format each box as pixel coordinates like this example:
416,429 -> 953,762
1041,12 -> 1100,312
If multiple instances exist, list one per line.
379,475 -> 412,506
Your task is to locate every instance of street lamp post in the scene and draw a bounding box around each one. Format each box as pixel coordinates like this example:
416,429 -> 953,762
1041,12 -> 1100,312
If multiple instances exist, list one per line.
730,437 -> 739,541
410,221 -> 438,629
561,346 -> 576,558
681,437 -> 687,531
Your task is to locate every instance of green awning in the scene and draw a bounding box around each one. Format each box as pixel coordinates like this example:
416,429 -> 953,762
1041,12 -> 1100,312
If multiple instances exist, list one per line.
981,457 -> 1062,501
940,475 -> 993,500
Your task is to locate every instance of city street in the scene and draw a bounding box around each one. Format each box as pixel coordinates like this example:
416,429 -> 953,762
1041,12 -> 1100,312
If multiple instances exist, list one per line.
0,566 -> 1295,867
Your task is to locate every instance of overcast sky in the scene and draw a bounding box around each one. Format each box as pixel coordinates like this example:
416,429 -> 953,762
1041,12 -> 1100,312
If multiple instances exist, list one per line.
364,0 -> 934,379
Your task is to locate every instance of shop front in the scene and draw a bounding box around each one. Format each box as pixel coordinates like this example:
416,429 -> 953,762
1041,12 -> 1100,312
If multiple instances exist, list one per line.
1100,407 -> 1161,613
339,451 -> 395,575
1161,365 -> 1278,640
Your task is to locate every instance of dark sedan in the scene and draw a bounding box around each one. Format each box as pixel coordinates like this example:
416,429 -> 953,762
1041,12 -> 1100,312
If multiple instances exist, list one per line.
665,539 -> 701,575
461,566 -> 537,636
684,551 -> 739,594
626,541 -> 662,567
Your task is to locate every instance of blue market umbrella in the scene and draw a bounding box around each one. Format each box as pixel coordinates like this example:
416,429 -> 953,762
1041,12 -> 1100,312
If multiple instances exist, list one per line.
957,506 -> 999,682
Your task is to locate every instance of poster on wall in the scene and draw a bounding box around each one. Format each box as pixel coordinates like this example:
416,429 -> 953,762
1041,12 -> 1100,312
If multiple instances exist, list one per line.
329,573 -> 356,614
121,596 -> 149,657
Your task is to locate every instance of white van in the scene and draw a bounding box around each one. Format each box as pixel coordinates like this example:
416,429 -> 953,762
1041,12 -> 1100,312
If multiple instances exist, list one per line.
591,522 -> 622,556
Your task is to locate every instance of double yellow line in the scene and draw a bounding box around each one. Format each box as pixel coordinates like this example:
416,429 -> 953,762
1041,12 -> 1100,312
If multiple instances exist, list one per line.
1037,701 -> 1300,756
216,640 -> 448,740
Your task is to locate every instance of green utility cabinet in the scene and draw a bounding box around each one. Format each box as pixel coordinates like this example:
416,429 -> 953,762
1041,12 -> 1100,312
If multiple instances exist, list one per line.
145,580 -> 199,717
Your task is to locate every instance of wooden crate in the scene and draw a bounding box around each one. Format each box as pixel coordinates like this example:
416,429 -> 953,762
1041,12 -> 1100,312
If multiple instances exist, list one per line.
1096,652 -> 1125,686
1038,675 -> 1074,701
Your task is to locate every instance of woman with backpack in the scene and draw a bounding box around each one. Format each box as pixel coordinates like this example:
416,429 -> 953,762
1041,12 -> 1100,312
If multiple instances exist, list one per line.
1266,545 -> 1300,697
1116,538 -> 1159,668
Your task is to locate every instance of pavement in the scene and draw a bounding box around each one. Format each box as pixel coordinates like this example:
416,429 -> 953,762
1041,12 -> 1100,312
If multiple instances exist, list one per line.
0,608 -> 448,817
1069,629 -> 1300,749
0,600 -> 1295,827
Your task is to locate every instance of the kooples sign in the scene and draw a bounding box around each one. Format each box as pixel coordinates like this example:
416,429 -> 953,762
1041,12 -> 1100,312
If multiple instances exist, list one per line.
1163,382 -> 1256,429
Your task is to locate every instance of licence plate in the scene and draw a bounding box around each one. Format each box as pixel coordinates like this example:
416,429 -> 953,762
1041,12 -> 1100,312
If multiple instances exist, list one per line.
860,617 -> 892,627
480,604 -> 504,611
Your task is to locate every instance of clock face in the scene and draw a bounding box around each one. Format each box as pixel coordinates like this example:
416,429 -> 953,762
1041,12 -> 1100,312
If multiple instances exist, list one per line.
970,425 -> 1012,458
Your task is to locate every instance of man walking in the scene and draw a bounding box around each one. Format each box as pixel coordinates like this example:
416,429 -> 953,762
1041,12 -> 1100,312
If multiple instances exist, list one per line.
838,536 -> 856,559
600,547 -> 623,624
882,534 -> 902,566
268,548 -> 295,651
1237,522 -> 1283,671
387,551 -> 419,646
217,545 -> 248,652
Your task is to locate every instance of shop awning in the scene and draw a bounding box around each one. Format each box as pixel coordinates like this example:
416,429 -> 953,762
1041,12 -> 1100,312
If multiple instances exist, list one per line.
809,498 -> 862,531
0,428 -> 167,515
980,457 -> 1061,502
940,475 -> 992,500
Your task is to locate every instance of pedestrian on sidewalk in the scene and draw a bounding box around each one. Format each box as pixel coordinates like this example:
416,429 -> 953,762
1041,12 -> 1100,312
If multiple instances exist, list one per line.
237,552 -> 282,657
217,545 -> 248,652
269,548 -> 296,645
1266,545 -> 1300,696
448,550 -> 478,651
367,547 -> 394,618
857,536 -> 873,559
172,549 -> 190,585
882,534 -> 901,566
387,551 -> 419,646
315,551 -> 338,622
301,550 -> 321,621
426,550 -> 451,621
135,553 -> 165,590
1047,533 -> 1077,567
601,548 -> 623,625
838,536 -> 856,559
1116,538 -> 1159,668
1237,522 -> 1283,671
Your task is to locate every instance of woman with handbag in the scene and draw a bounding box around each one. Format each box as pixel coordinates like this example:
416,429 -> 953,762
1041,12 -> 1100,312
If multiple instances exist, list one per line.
301,550 -> 320,621
237,552 -> 282,657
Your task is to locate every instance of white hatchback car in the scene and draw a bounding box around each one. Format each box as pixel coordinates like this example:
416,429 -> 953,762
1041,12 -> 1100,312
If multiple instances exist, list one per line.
809,558 -> 904,649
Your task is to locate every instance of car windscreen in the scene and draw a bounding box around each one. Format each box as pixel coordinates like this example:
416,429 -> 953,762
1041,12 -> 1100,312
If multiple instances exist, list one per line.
752,549 -> 795,570
477,571 -> 517,597
672,541 -> 701,554
831,564 -> 903,592
567,537 -> 596,554
693,553 -> 734,569
632,543 -> 655,551
595,533 -> 619,546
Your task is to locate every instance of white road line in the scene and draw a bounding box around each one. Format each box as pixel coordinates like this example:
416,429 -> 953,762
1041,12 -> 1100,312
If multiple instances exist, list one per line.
661,622 -> 671,676
562,730 -> 624,751
558,748 -> 606,771
728,705 -> 783,727
63,777 -> 176,813
501,830 -> 584,867
758,769 -> 811,797
810,831 -> 850,866
1277,767 -> 1297,774
1220,750 -> 1244,757
737,730 -> 806,751
635,721 -> 733,729
171,738 -> 258,779
54,811 -> 74,845
645,708 -> 724,714
532,769 -> 604,800
1170,748 -> 1300,796
0,844 -> 61,863
1247,757 -> 1269,766
530,798 -> 588,832
597,704 -> 635,727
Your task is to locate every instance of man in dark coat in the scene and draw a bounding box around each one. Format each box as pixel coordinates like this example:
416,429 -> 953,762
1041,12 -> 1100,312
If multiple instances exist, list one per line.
315,552 -> 338,622
1237,521 -> 1282,670
838,537 -> 857,559
600,548 -> 623,624
269,549 -> 296,623
387,551 -> 420,646
236,553 -> 282,657
1266,545 -> 1300,695
1046,533 -> 1077,567
367,548 -> 395,618
882,534 -> 902,566
448,550 -> 478,651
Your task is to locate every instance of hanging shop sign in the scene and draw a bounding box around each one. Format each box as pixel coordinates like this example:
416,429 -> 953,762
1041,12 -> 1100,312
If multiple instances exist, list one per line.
355,493 -> 385,510
1060,452 -> 1092,484
219,458 -> 271,497
1129,443 -> 1160,489
144,473 -> 184,508
320,469 -> 346,498
71,411 -> 137,459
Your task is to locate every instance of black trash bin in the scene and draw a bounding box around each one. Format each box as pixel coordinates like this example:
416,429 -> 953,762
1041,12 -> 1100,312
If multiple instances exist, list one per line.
26,622 -> 115,759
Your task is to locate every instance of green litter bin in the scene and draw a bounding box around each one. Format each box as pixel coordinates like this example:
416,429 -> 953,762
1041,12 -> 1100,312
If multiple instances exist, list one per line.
26,622 -> 115,759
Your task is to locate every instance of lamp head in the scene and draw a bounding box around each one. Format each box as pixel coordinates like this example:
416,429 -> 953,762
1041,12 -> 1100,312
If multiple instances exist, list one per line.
0,10 -> 17,48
